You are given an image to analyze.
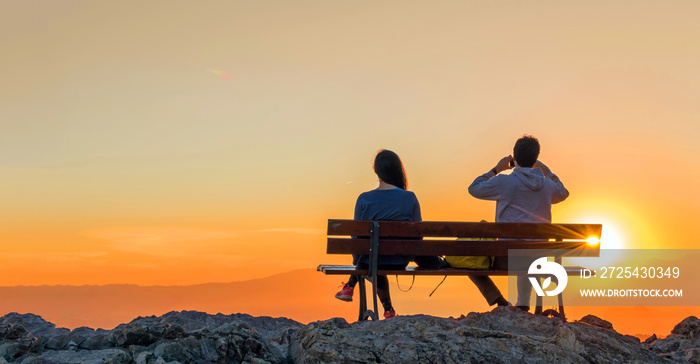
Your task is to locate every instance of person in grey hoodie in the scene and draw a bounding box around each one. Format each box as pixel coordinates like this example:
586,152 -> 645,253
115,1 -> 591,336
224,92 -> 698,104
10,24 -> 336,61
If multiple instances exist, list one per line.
467,135 -> 569,311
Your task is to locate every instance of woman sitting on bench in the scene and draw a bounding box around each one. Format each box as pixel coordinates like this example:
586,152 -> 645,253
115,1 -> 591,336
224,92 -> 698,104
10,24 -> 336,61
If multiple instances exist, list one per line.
334,149 -> 445,319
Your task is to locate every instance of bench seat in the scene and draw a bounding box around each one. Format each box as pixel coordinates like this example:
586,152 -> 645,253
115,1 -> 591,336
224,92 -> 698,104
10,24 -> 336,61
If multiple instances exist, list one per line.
318,265 -> 590,276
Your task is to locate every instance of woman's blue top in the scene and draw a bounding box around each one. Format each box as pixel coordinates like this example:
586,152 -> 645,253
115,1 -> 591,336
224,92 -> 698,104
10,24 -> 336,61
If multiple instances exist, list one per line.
352,188 -> 420,267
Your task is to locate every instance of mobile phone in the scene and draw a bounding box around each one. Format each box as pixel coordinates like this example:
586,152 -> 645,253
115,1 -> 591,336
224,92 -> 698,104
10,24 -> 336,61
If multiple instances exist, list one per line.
509,160 -> 514,167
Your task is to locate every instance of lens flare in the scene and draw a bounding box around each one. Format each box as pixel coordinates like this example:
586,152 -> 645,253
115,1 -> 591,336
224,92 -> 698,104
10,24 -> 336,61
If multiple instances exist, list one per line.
587,236 -> 600,246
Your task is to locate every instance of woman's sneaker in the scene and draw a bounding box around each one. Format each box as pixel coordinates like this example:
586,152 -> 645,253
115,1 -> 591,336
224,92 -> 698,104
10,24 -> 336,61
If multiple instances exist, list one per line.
383,309 -> 396,319
335,285 -> 354,302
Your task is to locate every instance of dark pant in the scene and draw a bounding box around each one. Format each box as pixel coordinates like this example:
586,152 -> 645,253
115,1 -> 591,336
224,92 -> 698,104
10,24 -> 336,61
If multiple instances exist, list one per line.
469,256 -> 508,305
469,256 -> 535,307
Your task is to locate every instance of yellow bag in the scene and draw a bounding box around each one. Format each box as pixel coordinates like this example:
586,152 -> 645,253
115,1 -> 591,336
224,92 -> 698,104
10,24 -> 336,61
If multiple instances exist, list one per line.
445,237 -> 493,269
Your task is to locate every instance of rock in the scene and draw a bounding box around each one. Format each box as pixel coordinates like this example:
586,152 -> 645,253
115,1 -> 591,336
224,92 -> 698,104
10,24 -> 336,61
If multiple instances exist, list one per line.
153,337 -> 201,363
679,348 -> 700,364
292,310 -> 667,364
80,329 -> 114,350
44,333 -> 71,350
0,313 -> 56,337
460,306 -> 565,337
5,326 -> 29,341
69,326 -> 94,347
649,316 -> 700,362
157,311 -> 213,336
1,309 -> 697,363
19,348 -> 131,364
151,357 -> 184,364
0,338 -> 39,361
113,321 -> 165,347
0,326 -> 10,341
0,313 -> 73,352
650,337 -> 681,353
644,333 -> 658,345
624,335 -> 641,345
128,344 -> 151,358
199,337 -> 220,362
162,325 -> 185,340
134,351 -> 155,364
672,316 -> 700,338
576,314 -> 614,330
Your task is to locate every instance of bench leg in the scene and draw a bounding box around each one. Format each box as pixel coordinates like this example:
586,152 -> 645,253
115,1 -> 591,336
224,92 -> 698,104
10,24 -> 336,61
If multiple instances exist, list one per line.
555,256 -> 566,321
558,291 -> 566,321
370,274 -> 379,320
357,276 -> 379,321
535,277 -> 543,315
536,275 -> 567,321
358,276 -> 367,322
363,221 -> 380,321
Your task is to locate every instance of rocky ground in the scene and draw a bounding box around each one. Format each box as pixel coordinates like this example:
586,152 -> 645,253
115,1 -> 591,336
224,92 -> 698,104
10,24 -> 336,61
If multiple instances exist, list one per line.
0,309 -> 697,363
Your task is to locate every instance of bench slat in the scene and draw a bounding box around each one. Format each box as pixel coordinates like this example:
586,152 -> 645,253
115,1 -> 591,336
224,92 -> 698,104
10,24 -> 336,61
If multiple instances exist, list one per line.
327,238 -> 600,257
328,219 -> 602,240
317,265 -> 589,276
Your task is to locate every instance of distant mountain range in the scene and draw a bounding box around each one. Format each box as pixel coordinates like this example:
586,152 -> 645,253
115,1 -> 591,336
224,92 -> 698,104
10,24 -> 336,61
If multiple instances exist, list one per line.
0,268 -> 347,330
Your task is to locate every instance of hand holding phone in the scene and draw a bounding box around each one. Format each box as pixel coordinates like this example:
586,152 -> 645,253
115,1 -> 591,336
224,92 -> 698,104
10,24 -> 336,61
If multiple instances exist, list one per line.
495,155 -> 514,174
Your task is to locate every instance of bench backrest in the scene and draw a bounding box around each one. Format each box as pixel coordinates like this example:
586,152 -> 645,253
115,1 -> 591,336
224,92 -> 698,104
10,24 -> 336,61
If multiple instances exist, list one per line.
327,219 -> 601,257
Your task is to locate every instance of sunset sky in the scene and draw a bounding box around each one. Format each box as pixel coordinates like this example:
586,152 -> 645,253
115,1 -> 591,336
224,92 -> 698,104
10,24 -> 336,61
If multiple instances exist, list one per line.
1,1 -> 699,334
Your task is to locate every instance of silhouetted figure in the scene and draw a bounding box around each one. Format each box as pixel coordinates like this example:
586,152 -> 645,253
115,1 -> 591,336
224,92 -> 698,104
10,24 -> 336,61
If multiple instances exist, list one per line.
334,149 -> 445,319
468,135 -> 569,311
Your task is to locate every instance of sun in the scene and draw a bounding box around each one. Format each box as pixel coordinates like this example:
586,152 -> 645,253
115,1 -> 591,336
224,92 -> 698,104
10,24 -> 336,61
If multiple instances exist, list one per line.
564,214 -> 630,267
565,212 -> 627,250
599,222 -> 626,250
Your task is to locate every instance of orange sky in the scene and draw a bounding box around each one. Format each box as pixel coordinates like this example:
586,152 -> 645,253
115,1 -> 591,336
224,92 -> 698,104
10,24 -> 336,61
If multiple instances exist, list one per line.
1,0 -> 699,335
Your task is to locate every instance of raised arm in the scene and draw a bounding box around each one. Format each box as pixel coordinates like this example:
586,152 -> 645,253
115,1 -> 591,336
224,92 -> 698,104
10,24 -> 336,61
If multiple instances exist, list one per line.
534,160 -> 569,203
468,156 -> 512,200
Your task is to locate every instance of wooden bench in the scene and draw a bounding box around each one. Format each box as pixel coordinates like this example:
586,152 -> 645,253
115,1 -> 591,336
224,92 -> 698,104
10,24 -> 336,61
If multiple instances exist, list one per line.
317,219 -> 601,321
